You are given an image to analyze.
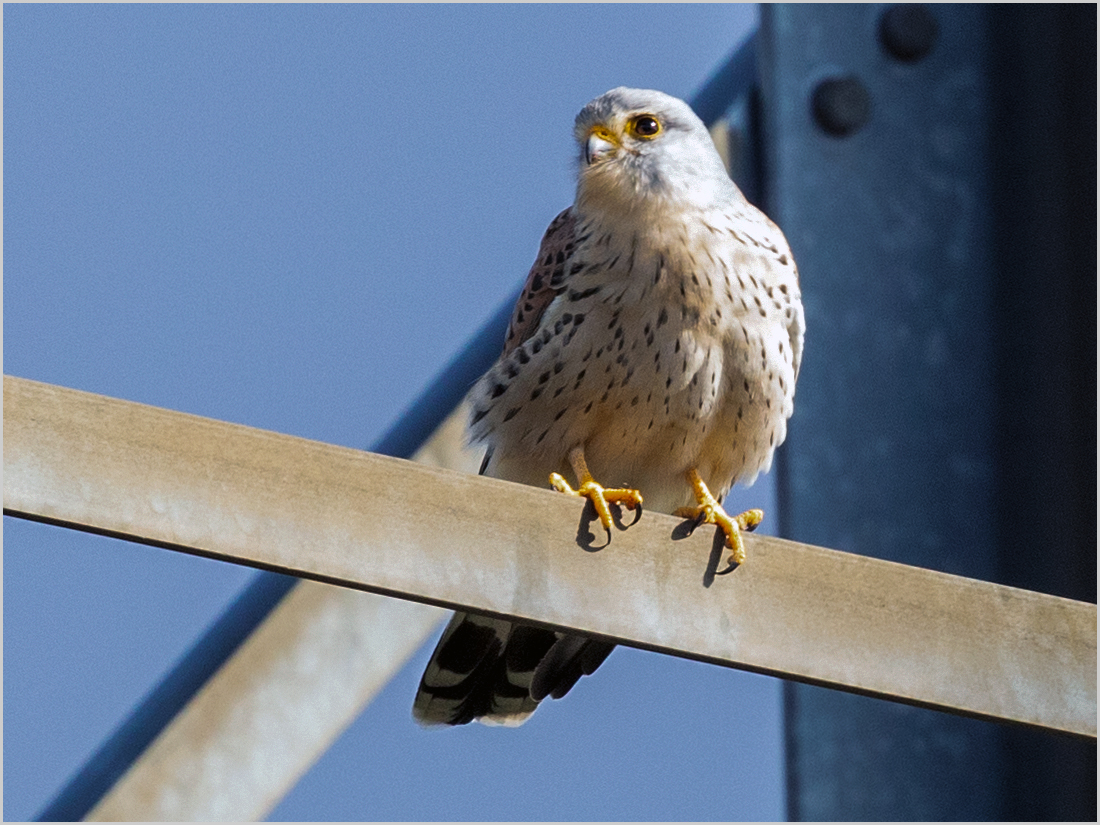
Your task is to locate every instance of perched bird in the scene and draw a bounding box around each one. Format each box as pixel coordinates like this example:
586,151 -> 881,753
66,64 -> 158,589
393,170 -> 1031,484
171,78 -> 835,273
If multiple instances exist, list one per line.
413,87 -> 804,727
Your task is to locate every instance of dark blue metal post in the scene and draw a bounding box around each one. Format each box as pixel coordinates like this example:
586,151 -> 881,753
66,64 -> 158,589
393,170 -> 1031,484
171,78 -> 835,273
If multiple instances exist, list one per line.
987,6 -> 1096,819
759,4 -> 1095,820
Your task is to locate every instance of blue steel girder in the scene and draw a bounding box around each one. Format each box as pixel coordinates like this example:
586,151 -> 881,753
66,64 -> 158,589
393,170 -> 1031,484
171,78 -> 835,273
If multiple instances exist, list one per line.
760,4 -> 1095,821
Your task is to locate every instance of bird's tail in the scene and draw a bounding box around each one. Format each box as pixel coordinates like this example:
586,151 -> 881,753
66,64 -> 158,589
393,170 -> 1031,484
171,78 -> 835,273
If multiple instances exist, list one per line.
413,611 -> 614,726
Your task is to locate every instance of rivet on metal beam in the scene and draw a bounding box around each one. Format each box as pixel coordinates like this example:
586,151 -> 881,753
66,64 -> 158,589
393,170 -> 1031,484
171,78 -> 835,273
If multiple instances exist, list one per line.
811,76 -> 871,137
879,4 -> 939,63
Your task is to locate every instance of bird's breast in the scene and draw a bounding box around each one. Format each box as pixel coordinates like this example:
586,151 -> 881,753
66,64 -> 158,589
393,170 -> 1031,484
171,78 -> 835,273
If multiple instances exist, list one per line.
469,211 -> 800,512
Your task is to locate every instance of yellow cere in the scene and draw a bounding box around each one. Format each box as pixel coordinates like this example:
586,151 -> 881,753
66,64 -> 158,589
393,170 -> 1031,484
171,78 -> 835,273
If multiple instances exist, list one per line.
589,124 -> 619,145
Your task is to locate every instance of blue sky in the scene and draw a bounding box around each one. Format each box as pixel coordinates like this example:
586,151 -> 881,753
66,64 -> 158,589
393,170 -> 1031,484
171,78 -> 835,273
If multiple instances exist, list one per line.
4,5 -> 785,820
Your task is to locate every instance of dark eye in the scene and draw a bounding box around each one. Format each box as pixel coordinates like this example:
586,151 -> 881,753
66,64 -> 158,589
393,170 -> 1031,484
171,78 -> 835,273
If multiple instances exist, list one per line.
630,115 -> 662,138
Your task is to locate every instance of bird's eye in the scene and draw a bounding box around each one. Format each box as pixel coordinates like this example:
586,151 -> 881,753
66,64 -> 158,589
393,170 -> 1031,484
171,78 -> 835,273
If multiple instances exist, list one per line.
629,115 -> 662,139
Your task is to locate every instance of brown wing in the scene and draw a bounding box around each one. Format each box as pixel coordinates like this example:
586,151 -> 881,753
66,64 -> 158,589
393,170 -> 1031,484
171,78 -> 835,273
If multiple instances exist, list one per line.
502,208 -> 577,357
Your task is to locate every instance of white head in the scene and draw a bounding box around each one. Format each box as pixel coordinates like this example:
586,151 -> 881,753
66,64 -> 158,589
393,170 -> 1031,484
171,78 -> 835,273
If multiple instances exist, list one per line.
572,87 -> 736,216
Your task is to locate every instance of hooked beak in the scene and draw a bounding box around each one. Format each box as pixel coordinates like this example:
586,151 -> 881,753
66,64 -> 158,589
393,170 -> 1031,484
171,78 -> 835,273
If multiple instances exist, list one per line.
585,126 -> 618,165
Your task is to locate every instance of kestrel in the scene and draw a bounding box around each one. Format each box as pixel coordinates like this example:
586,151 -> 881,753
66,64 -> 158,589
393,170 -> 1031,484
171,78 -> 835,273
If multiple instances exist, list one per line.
413,87 -> 803,726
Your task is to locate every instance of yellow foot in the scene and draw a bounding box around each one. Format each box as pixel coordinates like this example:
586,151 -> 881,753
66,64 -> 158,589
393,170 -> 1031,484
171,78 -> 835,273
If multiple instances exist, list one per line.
549,446 -> 642,538
675,469 -> 763,565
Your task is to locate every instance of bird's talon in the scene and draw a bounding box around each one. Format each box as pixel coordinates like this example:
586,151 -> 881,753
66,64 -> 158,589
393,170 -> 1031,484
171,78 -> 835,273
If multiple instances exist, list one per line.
549,468 -> 642,535
549,472 -> 574,496
601,487 -> 643,510
624,500 -> 643,526
680,471 -> 764,565
673,505 -> 706,533
737,508 -> 764,533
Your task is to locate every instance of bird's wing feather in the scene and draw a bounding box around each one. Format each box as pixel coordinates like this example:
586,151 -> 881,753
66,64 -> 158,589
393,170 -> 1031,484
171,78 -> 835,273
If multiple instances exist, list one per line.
501,208 -> 577,357
530,634 -> 615,702
412,612 -> 559,726
477,209 -> 576,476
414,207 -> 612,726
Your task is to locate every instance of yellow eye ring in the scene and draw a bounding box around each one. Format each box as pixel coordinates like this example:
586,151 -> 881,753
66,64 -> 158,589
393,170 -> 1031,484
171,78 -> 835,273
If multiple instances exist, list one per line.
628,114 -> 662,139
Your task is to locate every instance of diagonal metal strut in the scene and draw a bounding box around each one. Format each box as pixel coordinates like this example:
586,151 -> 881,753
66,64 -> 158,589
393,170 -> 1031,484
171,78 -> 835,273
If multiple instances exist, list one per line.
6,373 -> 1096,744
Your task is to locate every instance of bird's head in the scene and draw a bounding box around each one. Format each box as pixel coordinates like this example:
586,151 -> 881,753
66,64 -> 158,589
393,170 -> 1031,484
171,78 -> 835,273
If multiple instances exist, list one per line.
572,87 -> 733,217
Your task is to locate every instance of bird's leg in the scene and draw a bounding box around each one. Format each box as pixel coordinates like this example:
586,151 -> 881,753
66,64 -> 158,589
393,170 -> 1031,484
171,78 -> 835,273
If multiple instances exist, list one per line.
674,469 -> 763,565
549,445 -> 643,537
